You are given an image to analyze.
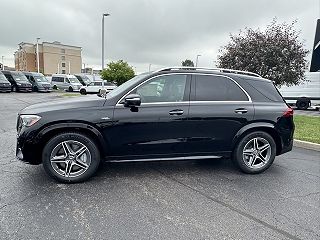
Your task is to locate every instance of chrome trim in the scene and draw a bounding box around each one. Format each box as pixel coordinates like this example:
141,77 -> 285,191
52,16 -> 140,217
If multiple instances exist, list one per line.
108,155 -> 222,162
155,66 -> 261,78
116,73 -> 252,106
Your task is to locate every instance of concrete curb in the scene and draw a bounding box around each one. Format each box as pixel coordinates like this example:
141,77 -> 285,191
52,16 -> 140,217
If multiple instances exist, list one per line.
294,139 -> 320,151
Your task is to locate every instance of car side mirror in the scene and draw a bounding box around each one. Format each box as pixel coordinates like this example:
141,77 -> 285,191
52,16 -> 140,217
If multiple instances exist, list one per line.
124,94 -> 141,107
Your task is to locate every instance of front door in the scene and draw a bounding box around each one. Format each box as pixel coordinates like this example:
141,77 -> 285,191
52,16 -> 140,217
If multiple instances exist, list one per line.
185,74 -> 254,156
105,74 -> 191,160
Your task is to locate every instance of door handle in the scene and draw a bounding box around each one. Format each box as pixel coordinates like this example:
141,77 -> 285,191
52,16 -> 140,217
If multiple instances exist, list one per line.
235,108 -> 248,114
169,109 -> 184,115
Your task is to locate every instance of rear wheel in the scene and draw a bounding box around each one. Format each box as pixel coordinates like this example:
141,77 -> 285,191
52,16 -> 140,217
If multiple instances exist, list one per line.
52,85 -> 57,90
296,98 -> 310,110
233,131 -> 276,174
42,132 -> 101,183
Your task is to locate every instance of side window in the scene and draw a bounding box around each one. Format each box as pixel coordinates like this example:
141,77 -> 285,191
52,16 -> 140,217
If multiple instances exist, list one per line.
134,74 -> 187,103
195,75 -> 248,101
94,82 -> 102,86
65,78 -> 70,83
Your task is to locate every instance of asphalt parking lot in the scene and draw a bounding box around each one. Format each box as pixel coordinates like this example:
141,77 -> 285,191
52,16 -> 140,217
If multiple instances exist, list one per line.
0,93 -> 319,240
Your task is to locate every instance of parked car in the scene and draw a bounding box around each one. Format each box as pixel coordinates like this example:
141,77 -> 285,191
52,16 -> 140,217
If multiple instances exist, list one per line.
74,74 -> 91,86
277,72 -> 320,110
51,74 -> 83,92
2,71 -> 32,92
0,71 -> 11,92
79,80 -> 117,95
23,72 -> 52,92
16,67 -> 294,183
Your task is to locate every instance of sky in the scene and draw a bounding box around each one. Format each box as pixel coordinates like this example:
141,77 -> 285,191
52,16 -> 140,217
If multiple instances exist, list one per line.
0,0 -> 319,73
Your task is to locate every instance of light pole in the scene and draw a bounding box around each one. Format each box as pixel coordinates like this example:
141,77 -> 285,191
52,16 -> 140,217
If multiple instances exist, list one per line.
36,37 -> 40,73
195,54 -> 201,67
148,63 -> 152,72
1,56 -> 4,70
102,13 -> 110,90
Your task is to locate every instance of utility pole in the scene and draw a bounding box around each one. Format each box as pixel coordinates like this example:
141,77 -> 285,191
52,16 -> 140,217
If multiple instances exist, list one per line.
36,38 -> 40,73
1,56 -> 4,70
196,54 -> 201,67
102,13 -> 110,90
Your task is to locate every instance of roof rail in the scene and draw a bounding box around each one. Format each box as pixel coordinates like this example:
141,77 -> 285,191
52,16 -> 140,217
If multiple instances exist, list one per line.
156,67 -> 261,78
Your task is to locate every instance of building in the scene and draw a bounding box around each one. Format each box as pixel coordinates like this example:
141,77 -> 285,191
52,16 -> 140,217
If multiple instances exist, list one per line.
14,41 -> 82,75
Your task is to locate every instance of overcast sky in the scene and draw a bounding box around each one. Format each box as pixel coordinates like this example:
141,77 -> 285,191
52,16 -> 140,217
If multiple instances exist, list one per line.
0,0 -> 319,73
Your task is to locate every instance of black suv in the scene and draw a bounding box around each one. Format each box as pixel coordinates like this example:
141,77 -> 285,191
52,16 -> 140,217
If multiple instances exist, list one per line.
16,67 -> 294,183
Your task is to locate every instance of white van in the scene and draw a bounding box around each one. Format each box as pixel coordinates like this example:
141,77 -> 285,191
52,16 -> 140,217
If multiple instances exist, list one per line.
51,74 -> 83,92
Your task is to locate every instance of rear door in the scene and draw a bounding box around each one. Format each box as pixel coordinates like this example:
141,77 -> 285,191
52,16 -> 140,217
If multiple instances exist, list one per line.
186,74 -> 254,156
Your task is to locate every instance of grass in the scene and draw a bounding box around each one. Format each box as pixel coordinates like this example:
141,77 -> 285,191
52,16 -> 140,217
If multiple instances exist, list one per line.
294,115 -> 320,144
60,93 -> 81,97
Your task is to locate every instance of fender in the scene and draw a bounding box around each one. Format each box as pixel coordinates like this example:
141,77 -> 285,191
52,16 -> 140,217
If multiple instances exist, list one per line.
36,122 -> 109,156
232,121 -> 279,149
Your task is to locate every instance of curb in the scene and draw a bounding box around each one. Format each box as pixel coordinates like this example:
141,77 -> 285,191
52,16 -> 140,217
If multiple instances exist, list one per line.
293,139 -> 320,151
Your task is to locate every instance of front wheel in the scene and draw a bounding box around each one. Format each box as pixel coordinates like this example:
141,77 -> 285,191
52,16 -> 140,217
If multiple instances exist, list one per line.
68,86 -> 73,92
233,131 -> 276,174
80,89 -> 86,95
42,132 -> 101,183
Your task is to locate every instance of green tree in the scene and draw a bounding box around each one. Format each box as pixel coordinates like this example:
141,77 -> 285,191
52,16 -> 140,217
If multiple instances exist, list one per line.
100,60 -> 135,85
217,19 -> 309,86
181,59 -> 195,67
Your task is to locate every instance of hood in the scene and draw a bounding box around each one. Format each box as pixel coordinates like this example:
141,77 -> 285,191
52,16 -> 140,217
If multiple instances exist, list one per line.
20,95 -> 106,115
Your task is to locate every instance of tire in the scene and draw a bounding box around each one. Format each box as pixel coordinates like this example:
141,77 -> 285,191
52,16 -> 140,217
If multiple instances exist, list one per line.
68,86 -> 73,92
33,86 -> 38,92
42,132 -> 101,183
53,85 -> 57,90
296,99 -> 309,110
233,131 -> 276,174
12,86 -> 17,92
80,89 -> 86,95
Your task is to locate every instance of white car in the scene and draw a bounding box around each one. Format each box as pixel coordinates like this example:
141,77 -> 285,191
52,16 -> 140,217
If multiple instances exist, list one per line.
79,80 -> 117,95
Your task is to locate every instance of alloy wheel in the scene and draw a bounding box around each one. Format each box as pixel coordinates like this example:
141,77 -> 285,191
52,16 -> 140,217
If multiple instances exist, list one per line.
50,140 -> 91,178
242,137 -> 272,169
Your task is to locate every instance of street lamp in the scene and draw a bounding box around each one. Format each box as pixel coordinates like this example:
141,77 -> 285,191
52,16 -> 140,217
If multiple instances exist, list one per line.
195,54 -> 201,67
102,13 -> 110,91
36,37 -> 40,73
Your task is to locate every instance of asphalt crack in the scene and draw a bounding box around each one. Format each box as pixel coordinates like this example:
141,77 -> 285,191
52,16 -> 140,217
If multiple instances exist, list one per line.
154,168 -> 303,240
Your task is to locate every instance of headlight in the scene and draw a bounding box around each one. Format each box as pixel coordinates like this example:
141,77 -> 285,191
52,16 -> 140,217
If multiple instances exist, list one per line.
17,83 -> 22,86
20,115 -> 41,127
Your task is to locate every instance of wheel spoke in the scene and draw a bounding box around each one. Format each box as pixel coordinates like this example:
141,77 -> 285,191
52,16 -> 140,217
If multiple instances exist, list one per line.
51,155 -> 66,163
248,156 -> 256,166
259,143 -> 270,153
253,138 -> 259,150
64,161 -> 73,177
62,141 -> 73,155
73,160 -> 89,170
75,146 -> 87,158
258,153 -> 266,163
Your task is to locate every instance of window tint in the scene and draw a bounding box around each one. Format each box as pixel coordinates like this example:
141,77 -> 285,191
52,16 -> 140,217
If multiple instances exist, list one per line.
135,74 -> 187,103
195,75 -> 248,101
94,82 -> 102,86
52,77 -> 64,83
247,79 -> 283,102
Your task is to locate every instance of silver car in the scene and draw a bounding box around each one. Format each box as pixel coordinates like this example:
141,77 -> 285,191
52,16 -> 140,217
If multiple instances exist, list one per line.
51,74 -> 83,92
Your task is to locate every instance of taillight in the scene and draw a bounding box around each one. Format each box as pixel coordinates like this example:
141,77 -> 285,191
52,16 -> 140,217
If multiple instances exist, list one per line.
283,107 -> 294,117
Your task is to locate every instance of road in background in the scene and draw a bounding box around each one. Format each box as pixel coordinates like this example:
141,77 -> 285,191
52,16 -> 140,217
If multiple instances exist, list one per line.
0,93 -> 319,240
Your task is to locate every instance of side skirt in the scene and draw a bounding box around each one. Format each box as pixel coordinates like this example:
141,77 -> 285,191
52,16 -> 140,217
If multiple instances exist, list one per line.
106,155 -> 222,163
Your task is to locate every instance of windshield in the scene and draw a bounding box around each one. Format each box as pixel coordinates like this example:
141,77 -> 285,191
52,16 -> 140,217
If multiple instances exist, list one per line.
33,74 -> 49,83
0,73 -> 8,83
106,73 -> 150,98
11,72 -> 29,82
68,77 -> 81,84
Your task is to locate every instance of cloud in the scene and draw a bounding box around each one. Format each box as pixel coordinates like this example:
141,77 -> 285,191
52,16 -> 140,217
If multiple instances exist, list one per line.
0,0 -> 318,72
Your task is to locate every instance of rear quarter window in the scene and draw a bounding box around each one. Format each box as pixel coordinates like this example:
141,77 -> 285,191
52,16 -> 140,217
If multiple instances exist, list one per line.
246,79 -> 284,102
